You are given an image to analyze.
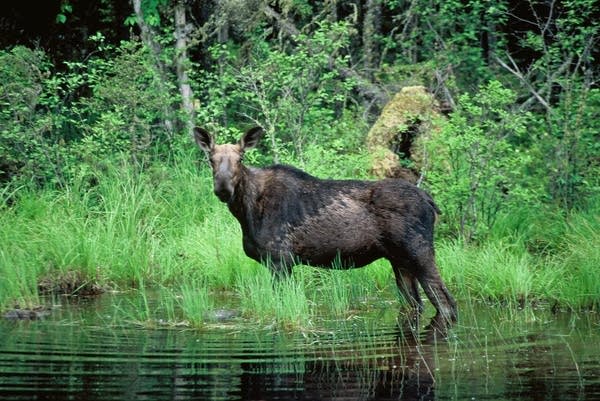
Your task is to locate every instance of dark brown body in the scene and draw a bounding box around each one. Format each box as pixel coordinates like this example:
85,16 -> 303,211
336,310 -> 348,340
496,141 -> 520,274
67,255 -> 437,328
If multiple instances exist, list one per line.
195,127 -> 457,322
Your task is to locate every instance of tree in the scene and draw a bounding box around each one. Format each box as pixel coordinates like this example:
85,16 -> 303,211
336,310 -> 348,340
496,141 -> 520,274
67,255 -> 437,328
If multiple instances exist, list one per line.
362,0 -> 382,79
131,0 -> 176,137
493,0 -> 599,209
174,0 -> 195,139
425,81 -> 532,240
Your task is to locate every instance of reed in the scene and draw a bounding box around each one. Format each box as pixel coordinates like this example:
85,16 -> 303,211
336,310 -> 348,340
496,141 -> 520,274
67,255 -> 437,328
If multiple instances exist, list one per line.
437,240 -> 535,306
1,155 -> 598,326
0,190 -> 53,308
552,210 -> 600,310
177,281 -> 214,327
235,269 -> 313,329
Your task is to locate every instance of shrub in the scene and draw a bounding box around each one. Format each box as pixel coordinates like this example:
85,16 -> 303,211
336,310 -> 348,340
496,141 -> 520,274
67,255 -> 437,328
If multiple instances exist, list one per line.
425,81 -> 535,240
0,46 -> 63,186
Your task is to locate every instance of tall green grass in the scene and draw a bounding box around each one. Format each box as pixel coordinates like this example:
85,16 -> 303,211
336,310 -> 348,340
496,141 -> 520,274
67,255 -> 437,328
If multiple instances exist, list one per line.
437,240 -> 541,306
438,205 -> 600,310
237,272 -> 313,329
552,211 -> 600,309
1,153 -> 598,328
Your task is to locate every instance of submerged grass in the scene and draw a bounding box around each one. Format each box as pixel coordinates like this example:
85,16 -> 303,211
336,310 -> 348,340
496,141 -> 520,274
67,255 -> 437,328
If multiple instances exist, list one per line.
178,280 -> 215,327
1,155 -> 598,328
238,272 -> 313,329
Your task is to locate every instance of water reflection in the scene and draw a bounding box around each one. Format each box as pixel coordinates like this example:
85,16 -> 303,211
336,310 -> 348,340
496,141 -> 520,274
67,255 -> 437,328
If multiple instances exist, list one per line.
0,313 -> 444,401
0,301 -> 599,401
237,316 -> 446,401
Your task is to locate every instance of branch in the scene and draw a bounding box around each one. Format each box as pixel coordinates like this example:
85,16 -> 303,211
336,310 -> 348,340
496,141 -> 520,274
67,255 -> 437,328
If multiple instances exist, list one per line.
262,4 -> 389,109
262,5 -> 300,37
338,65 -> 388,106
131,0 -> 174,135
434,67 -> 456,111
493,53 -> 551,112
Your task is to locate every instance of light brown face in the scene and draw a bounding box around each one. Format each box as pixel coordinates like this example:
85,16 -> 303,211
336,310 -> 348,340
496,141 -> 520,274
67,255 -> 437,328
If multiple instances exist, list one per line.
208,143 -> 244,203
194,126 -> 264,204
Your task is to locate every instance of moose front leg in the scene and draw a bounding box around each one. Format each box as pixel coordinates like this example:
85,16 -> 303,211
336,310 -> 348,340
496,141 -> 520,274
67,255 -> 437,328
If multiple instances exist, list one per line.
261,252 -> 295,280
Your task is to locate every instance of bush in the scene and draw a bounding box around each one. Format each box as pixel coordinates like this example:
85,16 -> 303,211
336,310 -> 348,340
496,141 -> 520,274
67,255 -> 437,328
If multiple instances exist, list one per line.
0,46 -> 63,186
62,37 -> 180,181
425,81 -> 536,240
540,87 -> 600,210
1,37 -> 183,190
195,22 -> 365,170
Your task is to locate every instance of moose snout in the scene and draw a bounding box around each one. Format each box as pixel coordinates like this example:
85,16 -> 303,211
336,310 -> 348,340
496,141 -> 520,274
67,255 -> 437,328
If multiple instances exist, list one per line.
213,177 -> 235,203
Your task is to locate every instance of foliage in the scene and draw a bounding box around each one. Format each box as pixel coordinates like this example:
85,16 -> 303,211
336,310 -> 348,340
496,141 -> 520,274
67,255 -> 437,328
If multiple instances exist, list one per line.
0,37 -> 181,188
1,155 -> 598,319
385,0 -> 507,88
500,0 -> 600,210
0,46 -> 63,186
425,81 -> 534,240
1,0 -> 599,320
64,37 -> 179,174
540,87 -> 600,210
195,21 -> 366,170
56,2 -> 73,24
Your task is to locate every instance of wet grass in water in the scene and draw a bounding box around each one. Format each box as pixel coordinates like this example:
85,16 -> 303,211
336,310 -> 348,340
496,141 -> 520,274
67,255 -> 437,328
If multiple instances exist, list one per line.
2,295 -> 598,401
178,280 -> 215,327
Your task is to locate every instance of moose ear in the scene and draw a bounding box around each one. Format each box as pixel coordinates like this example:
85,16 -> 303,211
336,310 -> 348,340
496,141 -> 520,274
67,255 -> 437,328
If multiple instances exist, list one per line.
194,127 -> 214,153
239,126 -> 264,151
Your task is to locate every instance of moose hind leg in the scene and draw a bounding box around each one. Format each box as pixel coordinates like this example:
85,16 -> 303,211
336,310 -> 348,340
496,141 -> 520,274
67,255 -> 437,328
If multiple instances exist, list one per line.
391,260 -> 423,312
416,258 -> 457,323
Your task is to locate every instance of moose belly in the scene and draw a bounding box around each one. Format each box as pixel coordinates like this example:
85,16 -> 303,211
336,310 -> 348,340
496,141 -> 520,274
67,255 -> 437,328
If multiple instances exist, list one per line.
288,201 -> 381,268
295,246 -> 381,269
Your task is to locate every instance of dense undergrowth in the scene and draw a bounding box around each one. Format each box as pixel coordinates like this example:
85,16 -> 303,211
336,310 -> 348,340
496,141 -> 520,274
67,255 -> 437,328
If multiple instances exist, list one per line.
1,1 -> 598,329
1,153 -> 597,329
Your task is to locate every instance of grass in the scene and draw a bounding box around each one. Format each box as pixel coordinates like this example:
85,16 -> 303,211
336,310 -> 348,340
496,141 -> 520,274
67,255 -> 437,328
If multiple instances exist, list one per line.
437,240 -> 539,306
238,272 -> 313,329
178,280 -> 215,327
0,154 -> 598,328
552,211 -> 600,310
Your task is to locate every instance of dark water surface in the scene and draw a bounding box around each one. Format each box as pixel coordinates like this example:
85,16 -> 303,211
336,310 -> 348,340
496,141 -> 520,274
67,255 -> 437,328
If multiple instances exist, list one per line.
1,296 -> 599,401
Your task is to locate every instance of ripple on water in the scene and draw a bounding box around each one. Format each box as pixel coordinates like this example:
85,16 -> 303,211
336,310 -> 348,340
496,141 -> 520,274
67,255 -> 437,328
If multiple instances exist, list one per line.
0,303 -> 599,401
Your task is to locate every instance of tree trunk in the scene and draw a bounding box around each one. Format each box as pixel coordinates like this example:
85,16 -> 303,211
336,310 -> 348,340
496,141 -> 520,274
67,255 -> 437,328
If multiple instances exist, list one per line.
216,3 -> 229,128
362,0 -> 382,79
174,0 -> 195,139
131,0 -> 175,138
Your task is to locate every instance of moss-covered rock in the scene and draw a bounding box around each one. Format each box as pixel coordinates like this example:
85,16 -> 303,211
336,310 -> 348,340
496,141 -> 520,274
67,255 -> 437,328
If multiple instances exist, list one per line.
367,86 -> 443,181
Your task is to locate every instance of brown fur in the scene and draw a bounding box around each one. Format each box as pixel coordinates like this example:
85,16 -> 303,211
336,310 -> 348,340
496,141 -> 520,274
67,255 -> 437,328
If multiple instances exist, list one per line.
195,126 -> 457,323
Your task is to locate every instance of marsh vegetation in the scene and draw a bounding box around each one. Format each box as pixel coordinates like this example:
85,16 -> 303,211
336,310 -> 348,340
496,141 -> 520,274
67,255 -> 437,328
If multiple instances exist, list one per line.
1,155 -> 598,329
1,4 -> 599,399
2,3 -> 599,399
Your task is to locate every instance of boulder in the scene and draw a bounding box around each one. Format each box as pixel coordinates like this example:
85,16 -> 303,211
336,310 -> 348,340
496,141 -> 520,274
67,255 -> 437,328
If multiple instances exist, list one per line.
367,86 -> 443,182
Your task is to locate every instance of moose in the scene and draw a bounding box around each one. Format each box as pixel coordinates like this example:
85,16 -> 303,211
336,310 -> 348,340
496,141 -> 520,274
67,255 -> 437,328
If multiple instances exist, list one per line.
195,126 -> 457,323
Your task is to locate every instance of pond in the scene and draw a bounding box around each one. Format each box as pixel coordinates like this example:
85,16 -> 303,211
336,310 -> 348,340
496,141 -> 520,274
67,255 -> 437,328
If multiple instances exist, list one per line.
0,295 -> 599,401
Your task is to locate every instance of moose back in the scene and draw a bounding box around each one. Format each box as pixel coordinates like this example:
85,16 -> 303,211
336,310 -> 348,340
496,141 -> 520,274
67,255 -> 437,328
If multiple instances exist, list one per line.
195,126 -> 457,322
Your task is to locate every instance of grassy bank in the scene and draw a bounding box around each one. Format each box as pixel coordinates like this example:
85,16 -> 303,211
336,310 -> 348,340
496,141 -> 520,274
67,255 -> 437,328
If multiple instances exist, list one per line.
1,156 -> 598,328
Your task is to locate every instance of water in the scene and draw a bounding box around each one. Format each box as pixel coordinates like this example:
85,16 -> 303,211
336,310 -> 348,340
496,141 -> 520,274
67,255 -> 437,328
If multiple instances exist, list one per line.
1,296 -> 599,401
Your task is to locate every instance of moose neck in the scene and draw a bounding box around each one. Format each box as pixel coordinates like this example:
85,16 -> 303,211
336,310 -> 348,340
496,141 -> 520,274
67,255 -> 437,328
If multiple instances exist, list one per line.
226,165 -> 260,230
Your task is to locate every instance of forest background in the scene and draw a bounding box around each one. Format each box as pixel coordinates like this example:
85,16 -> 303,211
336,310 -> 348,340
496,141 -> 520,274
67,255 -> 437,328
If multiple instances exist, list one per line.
0,0 -> 598,321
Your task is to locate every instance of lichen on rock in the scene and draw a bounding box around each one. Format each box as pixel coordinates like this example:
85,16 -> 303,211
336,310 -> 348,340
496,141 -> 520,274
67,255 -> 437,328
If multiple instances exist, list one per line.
367,86 -> 443,182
